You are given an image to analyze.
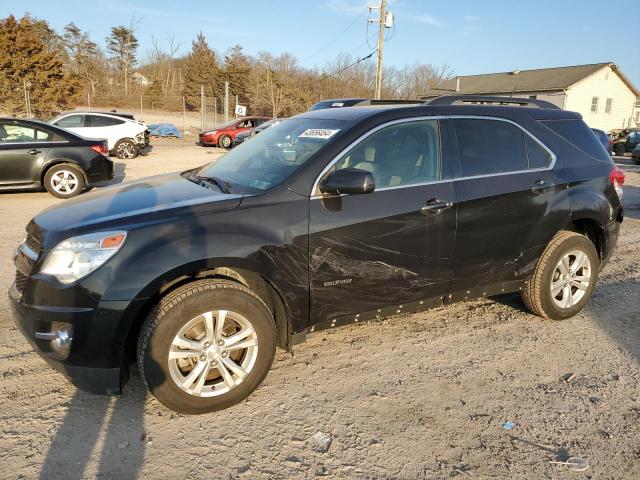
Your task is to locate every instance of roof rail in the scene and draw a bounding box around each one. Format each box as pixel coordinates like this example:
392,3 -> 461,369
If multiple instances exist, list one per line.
424,95 -> 560,110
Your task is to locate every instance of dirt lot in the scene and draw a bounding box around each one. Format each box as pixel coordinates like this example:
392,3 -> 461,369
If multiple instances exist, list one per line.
0,146 -> 638,480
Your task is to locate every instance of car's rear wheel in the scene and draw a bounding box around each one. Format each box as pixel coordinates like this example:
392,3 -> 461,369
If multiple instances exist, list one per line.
218,135 -> 232,149
137,279 -> 277,414
614,143 -> 625,156
522,231 -> 599,320
115,139 -> 138,159
44,163 -> 86,199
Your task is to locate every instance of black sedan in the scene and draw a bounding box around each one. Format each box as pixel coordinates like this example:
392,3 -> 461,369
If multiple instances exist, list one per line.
0,117 -> 113,198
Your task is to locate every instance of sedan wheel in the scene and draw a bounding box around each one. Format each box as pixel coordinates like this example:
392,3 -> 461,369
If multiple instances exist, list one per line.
43,163 -> 86,199
51,170 -> 79,196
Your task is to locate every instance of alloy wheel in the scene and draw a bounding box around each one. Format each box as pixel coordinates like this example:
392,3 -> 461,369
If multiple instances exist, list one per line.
50,170 -> 79,195
117,142 -> 136,159
168,310 -> 259,397
550,249 -> 592,309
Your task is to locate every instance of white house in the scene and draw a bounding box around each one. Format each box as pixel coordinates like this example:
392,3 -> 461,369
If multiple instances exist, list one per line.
132,72 -> 151,87
429,63 -> 639,132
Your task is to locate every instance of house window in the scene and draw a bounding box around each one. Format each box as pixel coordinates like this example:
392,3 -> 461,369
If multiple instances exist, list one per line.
590,97 -> 599,113
635,111 -> 640,123
605,98 -> 613,114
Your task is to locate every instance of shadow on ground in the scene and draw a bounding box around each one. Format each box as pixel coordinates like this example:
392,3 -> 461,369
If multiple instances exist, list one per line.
39,374 -> 147,480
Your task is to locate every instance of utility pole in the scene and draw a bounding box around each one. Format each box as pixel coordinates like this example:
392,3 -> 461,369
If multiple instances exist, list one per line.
224,81 -> 229,123
369,0 -> 392,100
200,85 -> 205,131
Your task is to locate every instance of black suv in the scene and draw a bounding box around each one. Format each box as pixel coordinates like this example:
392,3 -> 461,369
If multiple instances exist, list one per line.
10,96 -> 624,414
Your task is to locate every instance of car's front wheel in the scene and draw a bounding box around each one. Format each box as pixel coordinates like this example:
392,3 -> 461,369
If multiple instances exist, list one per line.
522,231 -> 599,320
44,163 -> 86,199
137,279 -> 277,414
115,139 -> 139,159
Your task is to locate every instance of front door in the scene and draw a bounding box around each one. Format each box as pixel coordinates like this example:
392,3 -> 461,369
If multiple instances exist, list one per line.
308,119 -> 456,326
0,122 -> 51,185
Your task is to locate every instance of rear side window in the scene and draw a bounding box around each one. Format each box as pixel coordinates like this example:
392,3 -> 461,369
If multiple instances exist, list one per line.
453,119 -> 527,176
541,119 -> 610,161
87,115 -> 123,127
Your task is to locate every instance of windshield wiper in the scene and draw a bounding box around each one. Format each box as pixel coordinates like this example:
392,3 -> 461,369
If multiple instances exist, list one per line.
189,174 -> 232,194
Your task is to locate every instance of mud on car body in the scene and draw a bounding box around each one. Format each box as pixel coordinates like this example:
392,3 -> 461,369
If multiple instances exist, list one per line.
10,96 -> 623,414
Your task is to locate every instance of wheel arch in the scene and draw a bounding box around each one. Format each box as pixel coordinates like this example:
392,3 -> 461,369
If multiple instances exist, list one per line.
40,160 -> 88,186
119,262 -> 292,372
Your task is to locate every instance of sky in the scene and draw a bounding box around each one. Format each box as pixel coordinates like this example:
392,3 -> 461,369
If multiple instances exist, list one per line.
2,0 -> 639,88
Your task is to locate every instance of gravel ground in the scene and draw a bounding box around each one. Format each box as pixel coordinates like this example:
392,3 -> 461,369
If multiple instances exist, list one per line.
0,146 -> 638,480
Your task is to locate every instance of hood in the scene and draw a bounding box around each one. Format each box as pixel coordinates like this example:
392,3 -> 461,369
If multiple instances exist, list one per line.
30,172 -> 242,245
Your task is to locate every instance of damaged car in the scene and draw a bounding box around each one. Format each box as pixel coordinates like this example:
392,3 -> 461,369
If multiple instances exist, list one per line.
10,95 -> 623,414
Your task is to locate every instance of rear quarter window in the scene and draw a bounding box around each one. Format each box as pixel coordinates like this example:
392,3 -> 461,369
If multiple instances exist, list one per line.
541,119 -> 610,162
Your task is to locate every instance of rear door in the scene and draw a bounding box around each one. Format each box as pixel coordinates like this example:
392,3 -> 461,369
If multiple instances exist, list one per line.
449,117 -> 562,296
85,115 -> 126,149
308,119 -> 456,325
0,122 -> 52,185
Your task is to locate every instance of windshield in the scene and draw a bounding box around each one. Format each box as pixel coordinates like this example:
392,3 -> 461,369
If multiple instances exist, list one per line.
195,117 -> 351,193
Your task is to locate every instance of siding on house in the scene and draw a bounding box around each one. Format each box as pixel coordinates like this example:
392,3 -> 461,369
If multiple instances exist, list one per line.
565,65 -> 638,131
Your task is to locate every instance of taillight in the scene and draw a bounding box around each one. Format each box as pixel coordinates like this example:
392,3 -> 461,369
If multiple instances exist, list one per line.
90,142 -> 109,156
610,166 -> 625,199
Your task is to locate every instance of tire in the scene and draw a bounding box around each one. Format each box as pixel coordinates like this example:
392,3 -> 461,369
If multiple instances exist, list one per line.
115,139 -> 139,159
614,143 -> 625,156
632,157 -> 640,165
522,231 -> 599,320
137,279 -> 277,414
218,135 -> 232,149
43,163 -> 86,199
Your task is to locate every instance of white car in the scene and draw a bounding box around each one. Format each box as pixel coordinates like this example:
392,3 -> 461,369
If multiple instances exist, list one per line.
50,112 -> 148,159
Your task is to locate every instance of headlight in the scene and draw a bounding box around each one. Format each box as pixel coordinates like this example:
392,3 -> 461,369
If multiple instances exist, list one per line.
40,231 -> 127,284
203,130 -> 217,135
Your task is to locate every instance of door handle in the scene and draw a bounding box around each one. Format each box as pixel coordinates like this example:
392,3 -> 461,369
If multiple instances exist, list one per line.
28,149 -> 41,155
420,198 -> 453,214
531,179 -> 554,192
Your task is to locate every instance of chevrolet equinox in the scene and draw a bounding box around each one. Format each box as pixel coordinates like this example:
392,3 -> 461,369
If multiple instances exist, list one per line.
10,96 -> 624,414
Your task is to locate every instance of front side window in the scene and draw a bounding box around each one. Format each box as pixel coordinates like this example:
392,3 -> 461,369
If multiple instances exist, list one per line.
453,119 -> 527,176
56,115 -> 85,128
322,120 -> 441,191
196,117 -> 351,193
591,97 -> 599,113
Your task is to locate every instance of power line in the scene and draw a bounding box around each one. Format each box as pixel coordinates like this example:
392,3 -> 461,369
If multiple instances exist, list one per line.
293,50 -> 378,91
299,11 -> 366,64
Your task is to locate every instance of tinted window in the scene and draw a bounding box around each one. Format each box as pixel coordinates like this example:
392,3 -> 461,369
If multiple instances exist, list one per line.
328,120 -> 441,189
56,115 -> 85,128
453,119 -> 527,176
525,135 -> 553,168
0,123 -> 51,143
87,115 -> 123,127
541,119 -> 611,161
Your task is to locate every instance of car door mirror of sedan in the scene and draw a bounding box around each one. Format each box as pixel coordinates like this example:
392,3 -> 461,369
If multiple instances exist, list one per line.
319,168 -> 375,195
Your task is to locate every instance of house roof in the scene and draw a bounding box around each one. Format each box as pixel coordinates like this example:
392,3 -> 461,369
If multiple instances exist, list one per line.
432,62 -> 640,97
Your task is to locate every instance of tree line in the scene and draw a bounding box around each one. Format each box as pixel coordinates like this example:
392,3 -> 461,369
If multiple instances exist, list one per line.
0,14 -> 451,119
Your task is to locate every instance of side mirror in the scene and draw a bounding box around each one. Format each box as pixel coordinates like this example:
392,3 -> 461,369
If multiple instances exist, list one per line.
319,168 -> 375,195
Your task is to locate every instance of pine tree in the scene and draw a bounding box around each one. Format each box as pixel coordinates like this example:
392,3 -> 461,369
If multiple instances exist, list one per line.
223,44 -> 250,100
146,78 -> 163,109
0,15 -> 79,117
106,25 -> 138,96
183,32 -> 222,109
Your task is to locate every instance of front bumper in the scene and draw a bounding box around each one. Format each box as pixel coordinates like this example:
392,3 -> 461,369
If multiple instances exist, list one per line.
198,133 -> 217,146
8,278 -> 144,395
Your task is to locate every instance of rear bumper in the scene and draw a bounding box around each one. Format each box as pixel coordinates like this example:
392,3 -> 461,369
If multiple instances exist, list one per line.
86,155 -> 114,185
601,219 -> 621,269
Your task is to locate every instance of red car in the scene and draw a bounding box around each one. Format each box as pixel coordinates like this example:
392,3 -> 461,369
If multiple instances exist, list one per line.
199,116 -> 272,148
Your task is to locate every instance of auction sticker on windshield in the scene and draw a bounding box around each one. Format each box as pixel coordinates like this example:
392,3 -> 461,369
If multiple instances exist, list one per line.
298,129 -> 340,139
